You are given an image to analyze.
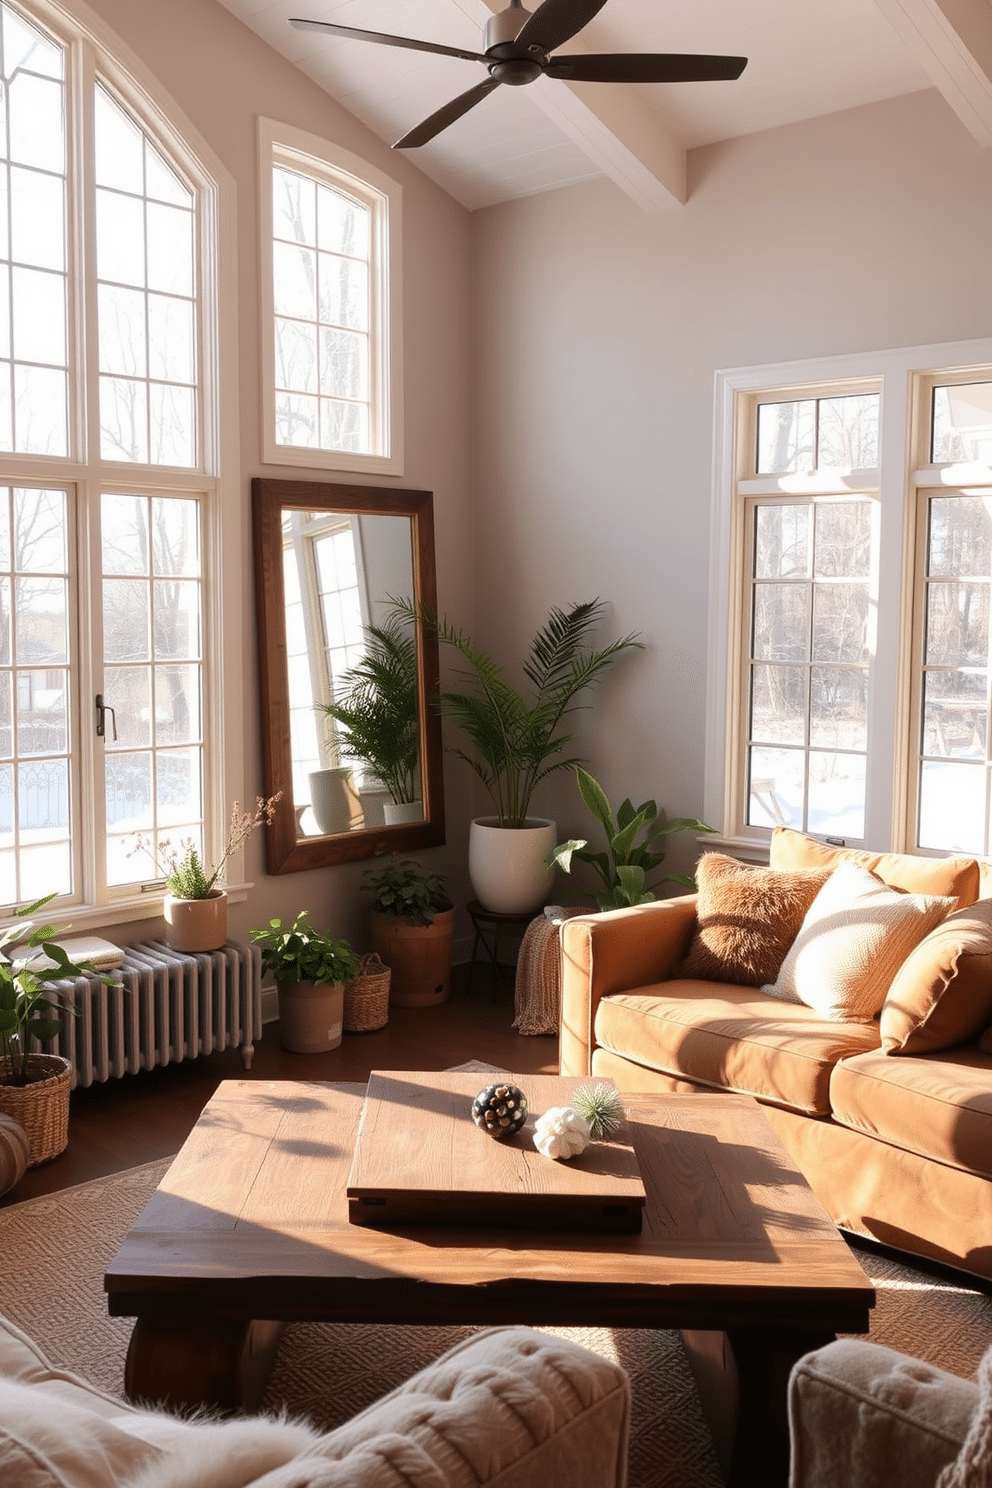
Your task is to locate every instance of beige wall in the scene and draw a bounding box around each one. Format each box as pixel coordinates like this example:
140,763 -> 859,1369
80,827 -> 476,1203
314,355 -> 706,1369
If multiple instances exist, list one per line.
79,0 -> 476,947
470,88 -> 992,886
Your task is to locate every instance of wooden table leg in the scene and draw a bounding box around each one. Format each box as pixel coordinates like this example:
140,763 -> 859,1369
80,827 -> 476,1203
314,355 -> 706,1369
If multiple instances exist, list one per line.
125,1317 -> 285,1412
681,1326 -> 834,1487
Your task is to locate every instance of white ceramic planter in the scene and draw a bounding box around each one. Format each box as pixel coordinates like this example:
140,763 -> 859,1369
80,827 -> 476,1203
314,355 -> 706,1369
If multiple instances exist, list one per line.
309,767 -> 360,835
383,798 -> 423,826
468,816 -> 557,915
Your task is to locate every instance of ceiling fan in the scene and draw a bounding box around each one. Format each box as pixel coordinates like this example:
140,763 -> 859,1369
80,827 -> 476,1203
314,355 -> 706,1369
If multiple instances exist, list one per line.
290,0 -> 747,149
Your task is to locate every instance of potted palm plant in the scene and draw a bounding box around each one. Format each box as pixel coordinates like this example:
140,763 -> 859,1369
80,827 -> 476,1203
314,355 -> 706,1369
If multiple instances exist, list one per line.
131,794 -> 281,952
403,598 -> 642,914
547,766 -> 715,909
250,911 -> 361,1052
316,612 -> 421,828
0,894 -> 116,1165
363,857 -> 455,1007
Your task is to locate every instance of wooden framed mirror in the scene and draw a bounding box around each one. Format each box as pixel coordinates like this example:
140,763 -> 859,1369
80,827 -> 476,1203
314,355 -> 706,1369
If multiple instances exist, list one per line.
252,477 -> 445,872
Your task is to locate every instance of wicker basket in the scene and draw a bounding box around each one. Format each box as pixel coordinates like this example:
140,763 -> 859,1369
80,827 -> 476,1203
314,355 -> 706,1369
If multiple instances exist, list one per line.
0,1054 -> 72,1166
343,954 -> 391,1033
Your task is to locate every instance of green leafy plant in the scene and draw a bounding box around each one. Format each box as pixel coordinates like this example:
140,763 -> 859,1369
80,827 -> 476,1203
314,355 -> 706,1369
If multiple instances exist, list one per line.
250,911 -> 361,988
0,894 -> 117,1087
572,1082 -> 627,1140
362,857 -> 452,926
131,795 -> 282,899
317,612 -> 420,805
547,766 -> 715,911
399,598 -> 641,829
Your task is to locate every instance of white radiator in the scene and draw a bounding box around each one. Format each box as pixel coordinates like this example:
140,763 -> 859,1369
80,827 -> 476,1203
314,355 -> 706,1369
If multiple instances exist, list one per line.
34,940 -> 262,1089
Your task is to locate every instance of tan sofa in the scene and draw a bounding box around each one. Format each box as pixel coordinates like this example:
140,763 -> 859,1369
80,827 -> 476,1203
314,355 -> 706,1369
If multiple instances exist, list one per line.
559,828 -> 992,1284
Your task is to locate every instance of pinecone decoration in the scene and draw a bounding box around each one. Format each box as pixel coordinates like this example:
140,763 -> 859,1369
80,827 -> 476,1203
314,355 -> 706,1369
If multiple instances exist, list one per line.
471,1083 -> 528,1140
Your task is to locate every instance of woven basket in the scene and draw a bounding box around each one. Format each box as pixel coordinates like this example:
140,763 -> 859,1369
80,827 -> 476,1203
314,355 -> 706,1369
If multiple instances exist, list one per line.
343,954 -> 391,1033
0,1054 -> 72,1166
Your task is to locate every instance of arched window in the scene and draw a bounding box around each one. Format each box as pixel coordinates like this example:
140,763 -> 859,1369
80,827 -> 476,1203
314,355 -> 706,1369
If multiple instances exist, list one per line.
0,0 -> 235,920
259,118 -> 403,475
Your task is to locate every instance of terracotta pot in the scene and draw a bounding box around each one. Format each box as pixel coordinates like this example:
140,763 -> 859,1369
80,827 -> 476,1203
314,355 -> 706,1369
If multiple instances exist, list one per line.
468,816 -> 557,914
164,889 -> 227,953
277,979 -> 345,1053
370,905 -> 455,1007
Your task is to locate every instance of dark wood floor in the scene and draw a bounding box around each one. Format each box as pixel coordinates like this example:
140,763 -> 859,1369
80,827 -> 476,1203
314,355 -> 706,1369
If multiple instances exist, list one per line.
2,964 -> 559,1207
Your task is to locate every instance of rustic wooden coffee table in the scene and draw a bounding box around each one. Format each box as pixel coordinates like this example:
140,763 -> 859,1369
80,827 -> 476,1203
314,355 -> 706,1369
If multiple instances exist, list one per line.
105,1073 -> 873,1486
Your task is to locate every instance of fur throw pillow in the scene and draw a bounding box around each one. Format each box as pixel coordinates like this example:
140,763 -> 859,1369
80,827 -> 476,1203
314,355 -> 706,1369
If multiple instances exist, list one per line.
675,853 -> 832,987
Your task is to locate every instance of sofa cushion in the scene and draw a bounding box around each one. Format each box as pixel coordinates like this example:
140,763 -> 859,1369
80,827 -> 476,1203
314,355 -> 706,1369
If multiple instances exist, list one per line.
762,861 -> 953,1022
880,900 -> 992,1054
594,981 -> 880,1116
674,853 -> 831,986
769,827 -> 980,909
829,1046 -> 992,1179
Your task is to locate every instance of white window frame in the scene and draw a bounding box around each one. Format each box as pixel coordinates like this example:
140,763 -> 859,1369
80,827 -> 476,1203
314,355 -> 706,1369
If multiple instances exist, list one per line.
1,0 -> 242,932
258,117 -> 403,477
706,336 -> 992,863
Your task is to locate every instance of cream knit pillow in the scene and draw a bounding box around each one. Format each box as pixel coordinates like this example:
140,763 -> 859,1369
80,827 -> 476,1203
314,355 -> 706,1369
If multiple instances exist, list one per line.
762,860 -> 954,1022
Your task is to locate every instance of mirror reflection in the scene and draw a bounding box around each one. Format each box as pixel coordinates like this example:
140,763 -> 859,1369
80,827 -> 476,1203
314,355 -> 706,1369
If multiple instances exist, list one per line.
253,479 -> 444,873
283,508 -> 423,836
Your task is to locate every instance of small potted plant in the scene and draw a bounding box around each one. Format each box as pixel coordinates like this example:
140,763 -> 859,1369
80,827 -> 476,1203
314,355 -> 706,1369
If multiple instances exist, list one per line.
363,857 -> 455,1008
131,794 -> 281,952
316,612 -> 421,828
250,910 -> 361,1053
0,894 -> 117,1167
547,766 -> 715,910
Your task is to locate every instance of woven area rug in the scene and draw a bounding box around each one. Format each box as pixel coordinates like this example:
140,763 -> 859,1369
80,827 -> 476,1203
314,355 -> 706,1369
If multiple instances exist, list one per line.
2,1158 -> 991,1488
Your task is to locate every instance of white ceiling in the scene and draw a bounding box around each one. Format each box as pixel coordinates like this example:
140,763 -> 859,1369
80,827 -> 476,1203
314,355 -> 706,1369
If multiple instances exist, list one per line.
217,0 -> 992,210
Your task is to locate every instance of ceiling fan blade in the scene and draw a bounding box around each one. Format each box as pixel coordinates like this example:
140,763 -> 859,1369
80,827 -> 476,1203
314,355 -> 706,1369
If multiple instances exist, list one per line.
547,52 -> 748,83
289,18 -> 488,65
514,0 -> 609,56
393,78 -> 502,149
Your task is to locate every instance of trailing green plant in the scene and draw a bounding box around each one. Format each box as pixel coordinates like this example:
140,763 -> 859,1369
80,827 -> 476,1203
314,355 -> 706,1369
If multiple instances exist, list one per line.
130,795 -> 281,899
317,612 -> 420,805
250,911 -> 361,988
397,597 -> 641,829
0,894 -> 118,1087
547,766 -> 715,911
362,857 -> 452,926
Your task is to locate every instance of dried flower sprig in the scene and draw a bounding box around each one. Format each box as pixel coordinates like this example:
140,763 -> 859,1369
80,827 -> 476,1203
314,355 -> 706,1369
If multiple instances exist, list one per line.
130,793 -> 282,899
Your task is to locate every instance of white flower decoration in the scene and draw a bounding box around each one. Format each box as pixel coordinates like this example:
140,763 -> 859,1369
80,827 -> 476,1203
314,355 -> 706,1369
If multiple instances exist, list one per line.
533,1105 -> 591,1161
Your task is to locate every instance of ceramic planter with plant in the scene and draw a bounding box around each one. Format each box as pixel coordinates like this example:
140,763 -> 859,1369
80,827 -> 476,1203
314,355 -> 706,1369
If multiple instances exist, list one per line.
547,766 -> 715,910
131,794 -> 281,952
363,857 -> 455,1008
250,911 -> 361,1052
316,612 -> 421,830
0,894 -> 116,1166
401,597 -> 642,914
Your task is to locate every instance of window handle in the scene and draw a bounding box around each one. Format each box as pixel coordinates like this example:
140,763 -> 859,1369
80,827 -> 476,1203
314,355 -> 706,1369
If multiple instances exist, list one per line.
95,694 -> 117,741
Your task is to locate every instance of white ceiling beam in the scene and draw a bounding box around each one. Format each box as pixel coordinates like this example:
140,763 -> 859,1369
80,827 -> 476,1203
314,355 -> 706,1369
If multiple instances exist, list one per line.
872,0 -> 992,146
447,0 -> 687,209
